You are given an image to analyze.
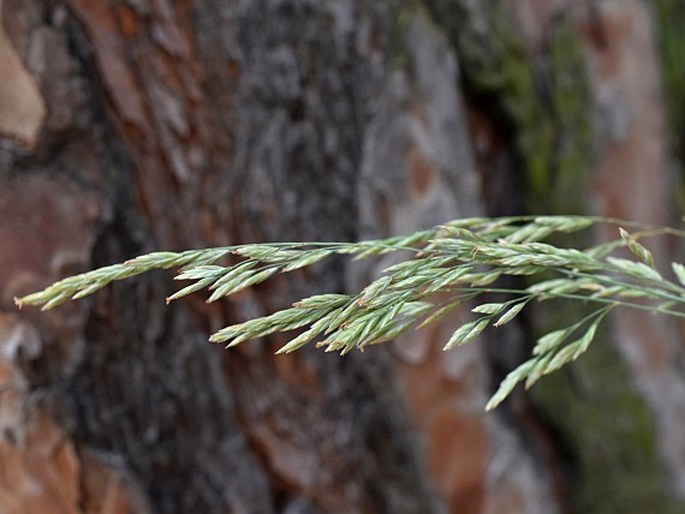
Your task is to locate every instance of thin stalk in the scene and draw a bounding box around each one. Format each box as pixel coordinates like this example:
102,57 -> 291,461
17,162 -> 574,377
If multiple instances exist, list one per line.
448,286 -> 685,319
561,269 -> 685,304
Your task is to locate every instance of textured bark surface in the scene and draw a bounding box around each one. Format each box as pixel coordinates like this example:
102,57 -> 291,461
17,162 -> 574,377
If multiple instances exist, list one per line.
2,1 -> 685,513
2,1 -> 442,512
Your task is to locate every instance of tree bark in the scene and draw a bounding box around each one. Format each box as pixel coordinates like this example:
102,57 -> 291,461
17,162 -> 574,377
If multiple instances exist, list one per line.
1,1 -> 685,513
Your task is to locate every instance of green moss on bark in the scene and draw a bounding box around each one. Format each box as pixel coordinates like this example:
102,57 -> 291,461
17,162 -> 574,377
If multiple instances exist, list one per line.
654,0 -> 685,211
424,0 -> 593,213
425,2 -> 683,512
532,311 -> 683,514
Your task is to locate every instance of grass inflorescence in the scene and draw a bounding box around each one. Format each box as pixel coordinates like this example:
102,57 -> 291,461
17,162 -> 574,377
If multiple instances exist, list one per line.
15,215 -> 685,410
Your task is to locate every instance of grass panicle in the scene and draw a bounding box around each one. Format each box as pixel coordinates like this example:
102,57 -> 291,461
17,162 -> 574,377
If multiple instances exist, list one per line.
15,216 -> 685,410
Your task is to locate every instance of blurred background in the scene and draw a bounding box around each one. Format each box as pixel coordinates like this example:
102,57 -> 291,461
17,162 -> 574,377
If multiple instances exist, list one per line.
2,0 -> 685,513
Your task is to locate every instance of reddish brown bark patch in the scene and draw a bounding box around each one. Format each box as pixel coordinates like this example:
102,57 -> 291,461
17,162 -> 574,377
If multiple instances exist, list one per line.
0,0 -> 46,144
406,143 -> 436,200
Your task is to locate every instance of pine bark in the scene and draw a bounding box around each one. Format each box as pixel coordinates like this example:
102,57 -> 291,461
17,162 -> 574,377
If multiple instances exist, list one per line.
1,1 -> 684,513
